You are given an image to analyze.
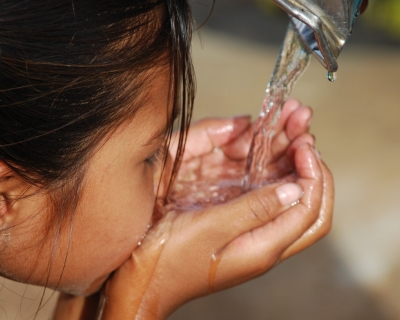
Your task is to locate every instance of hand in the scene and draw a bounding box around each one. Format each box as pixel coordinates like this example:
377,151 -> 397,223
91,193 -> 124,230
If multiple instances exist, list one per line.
167,99 -> 316,207
59,100 -> 333,320
174,98 -> 314,174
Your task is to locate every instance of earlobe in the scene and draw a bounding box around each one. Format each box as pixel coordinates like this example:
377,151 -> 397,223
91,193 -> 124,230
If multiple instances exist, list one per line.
0,194 -> 8,224
0,161 -> 13,226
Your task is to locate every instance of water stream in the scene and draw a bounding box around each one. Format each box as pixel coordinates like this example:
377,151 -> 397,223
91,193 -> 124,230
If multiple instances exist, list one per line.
242,23 -> 310,190
162,22 -> 312,293
166,23 -> 310,211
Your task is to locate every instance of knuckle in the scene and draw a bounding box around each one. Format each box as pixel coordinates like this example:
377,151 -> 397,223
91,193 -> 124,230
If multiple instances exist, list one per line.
246,190 -> 279,223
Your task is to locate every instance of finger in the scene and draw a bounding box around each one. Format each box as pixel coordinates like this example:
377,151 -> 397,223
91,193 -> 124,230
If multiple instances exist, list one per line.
284,133 -> 316,160
266,133 -> 315,180
272,98 -> 302,133
220,102 -> 310,162
280,153 -> 334,260
197,181 -> 304,245
212,144 -> 324,287
220,123 -> 253,160
247,143 -> 323,254
270,106 -> 312,159
171,116 -> 251,160
285,106 -> 312,141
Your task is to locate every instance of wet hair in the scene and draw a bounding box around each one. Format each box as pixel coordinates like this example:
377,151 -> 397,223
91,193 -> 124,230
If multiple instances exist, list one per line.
0,0 -> 194,289
0,0 -> 194,185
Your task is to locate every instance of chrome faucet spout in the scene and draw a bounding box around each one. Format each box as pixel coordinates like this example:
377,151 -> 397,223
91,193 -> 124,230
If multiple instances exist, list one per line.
272,0 -> 368,74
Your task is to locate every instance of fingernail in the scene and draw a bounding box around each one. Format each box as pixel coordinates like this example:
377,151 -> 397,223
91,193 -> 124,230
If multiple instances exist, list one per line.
276,183 -> 303,206
231,114 -> 251,120
231,115 -> 252,130
312,146 -> 322,159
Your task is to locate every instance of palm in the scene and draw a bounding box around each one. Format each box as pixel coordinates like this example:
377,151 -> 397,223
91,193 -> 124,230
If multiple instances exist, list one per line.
88,100 -> 333,320
167,101 -> 311,210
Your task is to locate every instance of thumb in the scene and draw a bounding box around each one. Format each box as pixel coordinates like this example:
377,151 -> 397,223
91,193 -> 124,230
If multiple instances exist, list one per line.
198,182 -> 303,244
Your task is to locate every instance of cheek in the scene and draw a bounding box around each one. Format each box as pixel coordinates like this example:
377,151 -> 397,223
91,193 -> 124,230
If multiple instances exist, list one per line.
0,194 -> 52,284
57,165 -> 156,294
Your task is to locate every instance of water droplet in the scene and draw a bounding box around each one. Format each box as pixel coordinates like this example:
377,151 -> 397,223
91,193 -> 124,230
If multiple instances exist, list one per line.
262,127 -> 267,135
269,130 -> 275,139
209,253 -> 222,293
327,71 -> 337,82
268,101 -> 274,110
243,24 -> 311,192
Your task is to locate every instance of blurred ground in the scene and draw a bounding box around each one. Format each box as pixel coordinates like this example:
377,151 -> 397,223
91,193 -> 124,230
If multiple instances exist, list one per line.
2,1 -> 400,319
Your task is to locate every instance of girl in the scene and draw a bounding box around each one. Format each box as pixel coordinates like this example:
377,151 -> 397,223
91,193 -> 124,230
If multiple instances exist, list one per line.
0,0 -> 333,319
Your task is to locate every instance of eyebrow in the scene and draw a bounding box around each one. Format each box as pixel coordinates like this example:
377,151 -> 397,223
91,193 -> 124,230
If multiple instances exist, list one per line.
143,125 -> 168,146
143,108 -> 180,147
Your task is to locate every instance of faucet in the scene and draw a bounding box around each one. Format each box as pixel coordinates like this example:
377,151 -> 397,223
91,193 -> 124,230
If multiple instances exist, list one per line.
271,0 -> 368,80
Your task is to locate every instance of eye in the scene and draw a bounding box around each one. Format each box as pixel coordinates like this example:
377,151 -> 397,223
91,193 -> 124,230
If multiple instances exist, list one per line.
145,146 -> 165,166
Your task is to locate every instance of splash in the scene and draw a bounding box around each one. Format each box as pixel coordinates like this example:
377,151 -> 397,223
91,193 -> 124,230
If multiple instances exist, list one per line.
165,23 -> 310,211
242,23 -> 310,191
160,23 -> 312,294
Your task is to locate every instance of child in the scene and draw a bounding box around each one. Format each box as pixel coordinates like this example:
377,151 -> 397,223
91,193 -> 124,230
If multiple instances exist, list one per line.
0,1 -> 333,319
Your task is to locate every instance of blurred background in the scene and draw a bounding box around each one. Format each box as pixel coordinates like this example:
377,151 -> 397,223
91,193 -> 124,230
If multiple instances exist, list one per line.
2,0 -> 400,319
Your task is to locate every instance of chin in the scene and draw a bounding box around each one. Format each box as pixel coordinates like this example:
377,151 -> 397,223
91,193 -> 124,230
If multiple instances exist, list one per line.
55,273 -> 110,297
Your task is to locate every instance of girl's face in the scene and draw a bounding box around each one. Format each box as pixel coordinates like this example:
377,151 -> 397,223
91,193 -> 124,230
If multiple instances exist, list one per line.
0,70 -> 173,295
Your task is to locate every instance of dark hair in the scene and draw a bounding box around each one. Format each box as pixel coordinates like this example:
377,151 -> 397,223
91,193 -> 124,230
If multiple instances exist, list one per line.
0,0 -> 194,186
0,0 -> 194,295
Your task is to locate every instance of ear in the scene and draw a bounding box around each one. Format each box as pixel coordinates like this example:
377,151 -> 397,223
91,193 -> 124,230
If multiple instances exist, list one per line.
0,195 -> 7,222
0,161 -> 15,224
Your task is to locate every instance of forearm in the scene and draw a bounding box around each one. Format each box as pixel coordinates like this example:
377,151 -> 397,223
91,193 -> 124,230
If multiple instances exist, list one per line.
52,292 -> 101,320
99,256 -> 171,320
99,294 -> 161,320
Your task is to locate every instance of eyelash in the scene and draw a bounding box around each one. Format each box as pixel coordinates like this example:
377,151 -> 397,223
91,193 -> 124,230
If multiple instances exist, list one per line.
145,147 -> 164,166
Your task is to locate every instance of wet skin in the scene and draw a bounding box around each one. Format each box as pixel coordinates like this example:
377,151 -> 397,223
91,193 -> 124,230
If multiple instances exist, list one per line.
0,69 -> 173,295
53,99 -> 334,320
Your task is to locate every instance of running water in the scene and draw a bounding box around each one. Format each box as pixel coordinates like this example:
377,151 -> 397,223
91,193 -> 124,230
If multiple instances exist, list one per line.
164,23 -> 310,213
157,23 -> 312,294
242,23 -> 310,191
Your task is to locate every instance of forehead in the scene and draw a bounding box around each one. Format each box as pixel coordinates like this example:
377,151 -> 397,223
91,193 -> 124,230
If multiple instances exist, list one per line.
134,67 -> 174,141
95,67 -> 173,152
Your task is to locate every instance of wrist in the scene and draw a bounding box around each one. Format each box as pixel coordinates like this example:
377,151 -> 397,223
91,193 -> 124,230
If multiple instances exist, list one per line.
53,292 -> 101,320
99,261 -> 177,320
99,287 -> 172,320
